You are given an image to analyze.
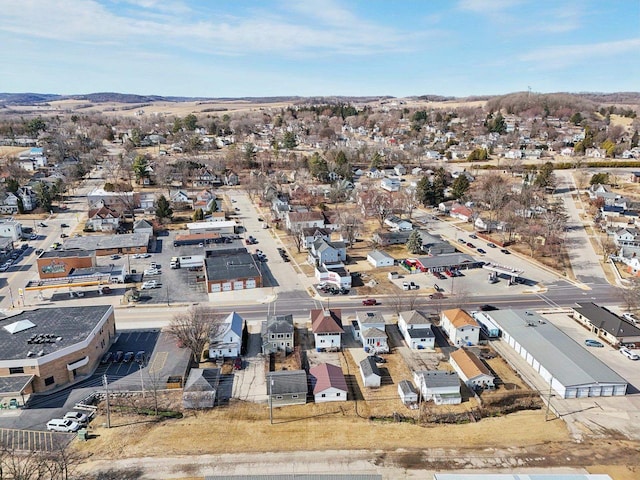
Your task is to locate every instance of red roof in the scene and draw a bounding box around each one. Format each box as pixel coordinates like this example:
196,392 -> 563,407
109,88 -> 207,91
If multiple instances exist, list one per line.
309,363 -> 347,394
310,309 -> 343,334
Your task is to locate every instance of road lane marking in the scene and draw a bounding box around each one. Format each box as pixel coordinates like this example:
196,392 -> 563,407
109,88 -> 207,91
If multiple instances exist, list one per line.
148,351 -> 167,373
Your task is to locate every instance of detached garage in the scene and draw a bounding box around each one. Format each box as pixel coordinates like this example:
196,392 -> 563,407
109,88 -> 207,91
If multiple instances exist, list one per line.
367,250 -> 395,268
486,310 -> 628,399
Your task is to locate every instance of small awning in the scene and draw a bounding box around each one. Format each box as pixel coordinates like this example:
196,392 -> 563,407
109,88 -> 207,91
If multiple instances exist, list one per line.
67,356 -> 89,371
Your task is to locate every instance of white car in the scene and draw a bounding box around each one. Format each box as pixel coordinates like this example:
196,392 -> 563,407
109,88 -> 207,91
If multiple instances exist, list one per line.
46,418 -> 81,432
622,313 -> 638,324
141,280 -> 158,290
133,253 -> 152,259
64,411 -> 89,424
620,347 -> 639,360
143,269 -> 161,276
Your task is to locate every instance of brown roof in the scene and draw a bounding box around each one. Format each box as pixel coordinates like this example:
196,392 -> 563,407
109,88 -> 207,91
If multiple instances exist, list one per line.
288,211 -> 325,223
309,363 -> 347,394
450,348 -> 492,379
442,309 -> 478,329
88,206 -> 119,219
310,309 -> 344,334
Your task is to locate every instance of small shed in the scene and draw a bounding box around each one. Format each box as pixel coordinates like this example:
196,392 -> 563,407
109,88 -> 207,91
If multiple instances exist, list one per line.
397,379 -> 418,406
182,368 -> 220,409
367,250 -> 395,268
360,356 -> 381,388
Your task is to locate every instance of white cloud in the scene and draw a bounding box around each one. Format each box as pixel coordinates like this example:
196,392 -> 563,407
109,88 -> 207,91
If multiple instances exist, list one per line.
519,38 -> 640,66
457,0 -> 522,13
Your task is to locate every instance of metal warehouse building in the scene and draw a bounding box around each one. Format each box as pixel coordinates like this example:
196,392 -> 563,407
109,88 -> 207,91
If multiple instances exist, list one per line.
486,309 -> 627,399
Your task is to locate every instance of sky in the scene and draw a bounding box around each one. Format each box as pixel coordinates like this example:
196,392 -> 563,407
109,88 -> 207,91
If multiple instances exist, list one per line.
0,0 -> 639,98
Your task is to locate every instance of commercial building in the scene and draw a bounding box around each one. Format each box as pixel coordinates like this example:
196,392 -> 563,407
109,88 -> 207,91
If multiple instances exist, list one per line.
204,252 -> 262,293
0,305 -> 115,395
60,232 -> 150,256
572,302 -> 640,346
487,309 -> 628,398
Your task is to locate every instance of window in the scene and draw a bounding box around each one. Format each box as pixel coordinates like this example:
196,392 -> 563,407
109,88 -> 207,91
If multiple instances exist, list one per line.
9,367 -> 24,375
291,394 -> 299,399
275,395 -> 283,400
321,393 -> 326,398
336,392 -> 341,397
44,376 -> 54,386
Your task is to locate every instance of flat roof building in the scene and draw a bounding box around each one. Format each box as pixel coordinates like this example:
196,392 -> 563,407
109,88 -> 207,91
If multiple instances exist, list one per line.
61,232 -> 150,255
487,309 -> 627,398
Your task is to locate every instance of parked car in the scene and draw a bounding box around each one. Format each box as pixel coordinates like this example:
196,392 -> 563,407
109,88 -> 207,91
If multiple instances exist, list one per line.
370,354 -> 386,364
64,411 -> 89,425
477,248 -> 486,254
144,268 -> 161,276
584,339 -> 604,348
100,286 -> 112,294
100,351 -> 114,364
60,233 -> 68,238
466,242 -> 475,248
134,351 -> 146,363
622,313 -> 638,324
469,234 -> 477,239
487,243 -> 497,248
458,238 -> 466,244
46,419 -> 80,433
35,249 -> 43,255
362,298 -> 377,306
60,223 -> 69,228
113,351 -> 124,362
429,292 -> 445,300
500,249 -> 511,254
30,234 -> 38,240
123,351 -> 135,363
38,222 -> 48,228
141,280 -> 158,289
233,356 -> 243,370
479,304 -> 499,311
619,347 -> 639,360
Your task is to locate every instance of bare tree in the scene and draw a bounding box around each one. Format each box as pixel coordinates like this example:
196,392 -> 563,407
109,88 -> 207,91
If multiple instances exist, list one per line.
288,224 -> 304,253
388,292 -> 424,315
618,279 -> 640,313
167,306 -> 224,363
337,211 -> 361,247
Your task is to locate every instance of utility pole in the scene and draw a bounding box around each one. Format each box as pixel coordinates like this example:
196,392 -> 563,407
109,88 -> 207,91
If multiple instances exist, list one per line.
139,362 -> 145,398
545,380 -> 553,421
269,377 -> 274,425
103,374 -> 111,428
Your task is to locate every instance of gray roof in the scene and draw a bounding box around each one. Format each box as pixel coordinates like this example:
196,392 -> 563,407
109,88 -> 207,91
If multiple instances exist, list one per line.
133,219 -> 153,229
183,368 -> 220,392
264,314 -> 294,334
361,327 -> 386,339
359,356 -> 381,377
487,309 -> 627,388
407,327 -> 434,339
0,306 -> 112,361
39,249 -> 93,259
0,375 -> 35,395
368,250 -> 394,262
434,475 -> 611,480
398,379 -> 416,396
61,232 -> 150,251
205,475 -> 382,480
399,310 -> 431,326
573,302 -> 640,339
267,370 -> 308,395
416,253 -> 481,269
415,370 -> 460,388
204,252 -> 261,282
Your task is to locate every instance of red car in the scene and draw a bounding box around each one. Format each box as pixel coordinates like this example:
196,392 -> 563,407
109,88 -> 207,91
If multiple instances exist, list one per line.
362,298 -> 377,306
233,357 -> 243,370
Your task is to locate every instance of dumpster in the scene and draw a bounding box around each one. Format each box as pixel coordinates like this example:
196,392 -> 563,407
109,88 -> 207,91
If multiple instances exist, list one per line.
77,429 -> 88,441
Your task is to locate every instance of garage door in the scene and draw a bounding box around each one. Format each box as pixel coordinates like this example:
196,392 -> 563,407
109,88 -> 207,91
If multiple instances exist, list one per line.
210,283 -> 221,293
539,366 -> 552,383
246,278 -> 256,289
589,385 -> 602,396
233,281 -> 244,290
222,282 -> 232,291
577,387 -> 590,398
532,358 -> 540,372
601,385 -> 614,396
565,388 -> 577,399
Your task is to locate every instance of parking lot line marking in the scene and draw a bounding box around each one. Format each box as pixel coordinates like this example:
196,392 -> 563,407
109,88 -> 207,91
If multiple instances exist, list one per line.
149,351 -> 167,374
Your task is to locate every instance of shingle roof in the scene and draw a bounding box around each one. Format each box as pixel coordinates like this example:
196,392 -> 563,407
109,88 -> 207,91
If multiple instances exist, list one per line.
399,310 -> 431,326
450,348 -> 492,380
359,356 -> 380,377
267,370 -> 308,395
183,368 -> 220,392
310,309 -> 343,334
573,303 -> 640,339
415,370 -> 460,388
265,314 -> 294,334
310,363 -> 347,394
442,309 -> 478,329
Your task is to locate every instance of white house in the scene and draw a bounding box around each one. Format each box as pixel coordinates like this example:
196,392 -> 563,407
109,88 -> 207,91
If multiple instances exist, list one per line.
209,312 -> 244,359
449,348 -> 495,390
394,164 -> 406,176
367,250 -> 395,268
360,356 -> 381,388
310,363 -> 348,403
285,210 -> 325,231
413,370 -> 462,405
440,308 -> 480,346
310,309 -> 343,351
354,311 -> 389,353
397,380 -> 418,406
380,178 -> 401,192
0,218 -> 23,241
384,215 -> 413,231
398,310 -> 435,350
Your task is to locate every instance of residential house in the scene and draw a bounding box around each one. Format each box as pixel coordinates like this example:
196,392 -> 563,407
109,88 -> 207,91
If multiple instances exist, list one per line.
307,238 -> 347,267
372,230 -> 411,246
586,148 -> 606,158
398,310 -> 435,350
397,380 -> 418,406
572,303 -> 640,346
86,206 -> 121,232
450,203 -> 473,222
449,348 -> 495,390
285,210 -> 325,231
310,309 -> 343,351
267,370 -> 308,406
420,231 -> 455,255
353,311 -> 389,353
441,309 -> 480,346
425,150 -> 441,160
0,218 -> 23,241
614,227 -> 640,257
17,147 -> 47,171
87,187 -> 138,211
261,314 -> 294,353
170,190 -> 193,209
301,227 -> 331,250
224,171 -> 239,186
191,168 -> 220,188
139,192 -> 157,211
133,219 -> 154,236
209,312 -> 244,359
367,168 -> 385,179
359,356 -> 381,387
2,187 -> 37,213
438,200 -> 456,214
367,250 -> 395,268
309,363 -> 348,403
413,370 -> 462,405
384,215 -> 413,231
194,189 -> 219,212
380,177 -> 401,192
271,196 -> 291,220
394,164 -> 406,176
182,368 -> 220,409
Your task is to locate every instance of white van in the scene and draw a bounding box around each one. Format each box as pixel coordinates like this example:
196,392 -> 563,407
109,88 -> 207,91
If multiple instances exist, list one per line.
46,418 -> 81,432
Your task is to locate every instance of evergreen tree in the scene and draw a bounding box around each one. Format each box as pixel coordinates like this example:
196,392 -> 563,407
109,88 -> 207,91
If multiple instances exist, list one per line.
192,208 -> 204,221
406,230 -> 423,254
132,155 -> 149,183
451,174 -> 470,199
184,114 -> 198,131
155,195 -> 173,223
282,131 -> 297,149
534,162 -> 556,189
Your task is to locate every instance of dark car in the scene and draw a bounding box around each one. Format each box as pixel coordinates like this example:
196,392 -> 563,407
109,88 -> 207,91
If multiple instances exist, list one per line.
479,304 -> 499,311
38,222 -> 48,228
60,233 -> 68,238
466,242 -> 475,248
469,234 -> 477,239
477,248 -> 486,254
370,355 -> 386,364
429,292 -> 445,299
123,351 -> 135,363
60,223 -> 69,228
500,249 -> 511,254
362,298 -> 377,306
458,238 -> 466,244
100,352 -> 114,364
487,243 -> 497,248
134,351 -> 146,363
35,249 -> 43,255
113,351 -> 124,362
233,356 -> 243,370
